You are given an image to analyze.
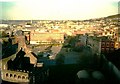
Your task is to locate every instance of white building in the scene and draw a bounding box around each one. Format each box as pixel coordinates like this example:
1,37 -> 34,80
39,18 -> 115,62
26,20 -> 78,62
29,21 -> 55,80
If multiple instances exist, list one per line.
0,24 -> 8,28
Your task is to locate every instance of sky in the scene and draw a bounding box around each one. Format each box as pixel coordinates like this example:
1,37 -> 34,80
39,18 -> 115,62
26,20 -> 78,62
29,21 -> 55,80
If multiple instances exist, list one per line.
0,0 -> 119,20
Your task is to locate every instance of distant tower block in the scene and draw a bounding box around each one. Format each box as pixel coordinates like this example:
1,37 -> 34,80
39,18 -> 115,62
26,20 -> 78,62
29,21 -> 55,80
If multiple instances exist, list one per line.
31,20 -> 32,24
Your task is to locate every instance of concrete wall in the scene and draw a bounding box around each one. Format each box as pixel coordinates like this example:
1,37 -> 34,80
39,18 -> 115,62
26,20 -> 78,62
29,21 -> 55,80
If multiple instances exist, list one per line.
87,36 -> 101,54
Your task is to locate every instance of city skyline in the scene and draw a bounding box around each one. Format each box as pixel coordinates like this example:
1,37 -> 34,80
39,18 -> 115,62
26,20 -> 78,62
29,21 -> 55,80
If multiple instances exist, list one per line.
1,0 -> 119,20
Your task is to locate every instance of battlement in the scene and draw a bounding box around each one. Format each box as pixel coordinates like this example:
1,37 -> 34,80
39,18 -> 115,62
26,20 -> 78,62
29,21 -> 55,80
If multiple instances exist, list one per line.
1,70 -> 29,83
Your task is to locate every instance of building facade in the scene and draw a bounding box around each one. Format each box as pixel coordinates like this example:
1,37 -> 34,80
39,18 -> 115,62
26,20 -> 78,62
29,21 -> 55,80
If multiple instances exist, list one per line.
101,40 -> 115,53
30,31 -> 64,44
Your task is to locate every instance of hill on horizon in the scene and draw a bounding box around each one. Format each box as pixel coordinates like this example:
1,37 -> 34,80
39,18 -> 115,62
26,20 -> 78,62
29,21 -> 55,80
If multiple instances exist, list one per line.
1,14 -> 120,21
105,14 -> 120,19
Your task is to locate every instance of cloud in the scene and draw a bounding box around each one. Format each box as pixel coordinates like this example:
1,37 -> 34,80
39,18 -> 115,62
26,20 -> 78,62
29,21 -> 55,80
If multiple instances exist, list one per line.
1,0 -> 119,20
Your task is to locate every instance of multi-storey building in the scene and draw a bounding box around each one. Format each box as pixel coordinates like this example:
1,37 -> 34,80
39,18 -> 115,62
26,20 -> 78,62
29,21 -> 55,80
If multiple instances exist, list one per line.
87,36 -> 116,54
29,31 -> 64,44
101,40 -> 115,53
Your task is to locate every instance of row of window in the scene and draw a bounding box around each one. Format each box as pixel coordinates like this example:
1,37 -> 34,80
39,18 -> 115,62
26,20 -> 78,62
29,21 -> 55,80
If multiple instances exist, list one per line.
5,73 -> 28,80
101,42 -> 114,47
101,48 -> 115,51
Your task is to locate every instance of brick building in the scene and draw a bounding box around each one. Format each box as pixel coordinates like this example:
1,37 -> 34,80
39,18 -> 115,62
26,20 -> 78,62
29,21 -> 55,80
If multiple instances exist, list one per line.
101,40 -> 115,53
29,31 -> 64,44
87,36 -> 116,54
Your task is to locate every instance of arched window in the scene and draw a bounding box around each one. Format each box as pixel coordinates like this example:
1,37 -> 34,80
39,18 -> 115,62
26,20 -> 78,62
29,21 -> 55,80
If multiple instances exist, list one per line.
18,76 -> 21,79
14,74 -> 17,78
6,73 -> 9,77
10,74 -> 13,77
22,76 -> 25,79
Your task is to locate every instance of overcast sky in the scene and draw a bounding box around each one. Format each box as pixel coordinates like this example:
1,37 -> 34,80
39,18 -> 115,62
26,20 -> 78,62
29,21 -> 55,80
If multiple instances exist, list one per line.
0,0 -> 119,20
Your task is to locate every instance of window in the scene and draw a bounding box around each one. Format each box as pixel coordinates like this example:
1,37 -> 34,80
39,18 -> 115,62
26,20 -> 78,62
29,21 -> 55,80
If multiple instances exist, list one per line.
6,73 -> 9,77
101,48 -> 105,51
18,76 -> 21,79
111,43 -> 114,47
106,48 -> 109,51
110,48 -> 114,51
106,42 -> 109,47
102,42 -> 105,46
26,77 -> 28,79
10,74 -> 12,77
22,76 -> 25,79
14,75 -> 17,78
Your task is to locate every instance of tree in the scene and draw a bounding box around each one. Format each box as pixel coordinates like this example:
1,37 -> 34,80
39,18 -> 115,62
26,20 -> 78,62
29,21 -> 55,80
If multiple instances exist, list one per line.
1,31 -> 8,37
55,53 -> 65,65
